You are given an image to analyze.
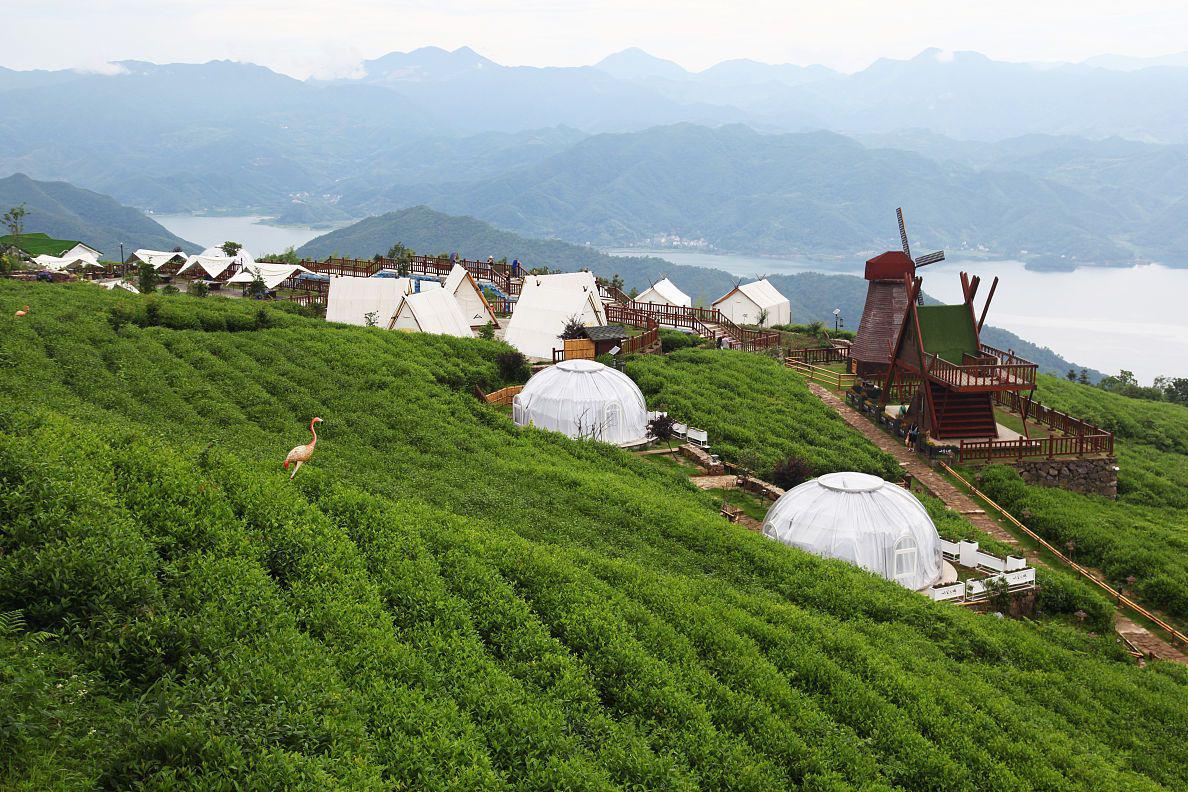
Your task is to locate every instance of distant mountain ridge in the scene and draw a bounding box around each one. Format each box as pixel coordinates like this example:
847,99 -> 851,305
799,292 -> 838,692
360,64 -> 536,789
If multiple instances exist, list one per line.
297,205 -> 1102,380
0,173 -> 197,256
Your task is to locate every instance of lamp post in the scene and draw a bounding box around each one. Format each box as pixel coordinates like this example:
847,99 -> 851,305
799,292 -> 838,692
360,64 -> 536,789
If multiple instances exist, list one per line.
832,307 -> 843,333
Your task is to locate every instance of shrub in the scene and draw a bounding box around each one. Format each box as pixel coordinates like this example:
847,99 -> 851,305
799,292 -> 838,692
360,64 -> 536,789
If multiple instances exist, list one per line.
770,455 -> 813,489
188,280 -> 209,298
496,350 -> 529,383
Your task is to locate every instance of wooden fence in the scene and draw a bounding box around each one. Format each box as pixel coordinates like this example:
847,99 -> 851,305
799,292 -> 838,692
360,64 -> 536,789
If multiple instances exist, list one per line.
482,385 -> 523,406
786,359 -> 857,389
785,345 -> 850,365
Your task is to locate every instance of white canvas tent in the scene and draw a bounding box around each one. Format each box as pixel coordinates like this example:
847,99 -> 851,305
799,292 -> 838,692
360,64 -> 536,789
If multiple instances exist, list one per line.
129,249 -> 187,270
227,262 -> 316,290
388,288 -> 473,337
325,276 -> 411,326
503,272 -> 607,360
712,279 -> 790,326
636,277 -> 690,308
33,251 -> 101,272
444,264 -> 498,327
178,255 -> 238,280
513,359 -> 649,445
762,472 -> 943,590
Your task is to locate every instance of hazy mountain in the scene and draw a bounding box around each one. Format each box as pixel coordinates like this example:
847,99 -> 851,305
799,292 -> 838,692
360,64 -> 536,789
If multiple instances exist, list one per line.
339,46 -> 742,133
1082,52 -> 1188,71
296,205 -> 1101,379
594,48 -> 691,82
0,173 -> 198,256
365,124 -> 1140,266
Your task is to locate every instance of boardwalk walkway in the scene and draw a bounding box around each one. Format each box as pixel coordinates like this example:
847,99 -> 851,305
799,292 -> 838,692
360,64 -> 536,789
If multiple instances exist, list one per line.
807,383 -> 1188,665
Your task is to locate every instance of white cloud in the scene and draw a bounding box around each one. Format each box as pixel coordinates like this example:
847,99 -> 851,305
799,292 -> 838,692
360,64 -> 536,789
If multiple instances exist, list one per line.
72,62 -> 129,76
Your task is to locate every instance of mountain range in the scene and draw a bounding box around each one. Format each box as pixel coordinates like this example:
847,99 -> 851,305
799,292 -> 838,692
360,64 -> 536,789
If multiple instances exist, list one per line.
0,173 -> 197,256
3,47 -> 1188,265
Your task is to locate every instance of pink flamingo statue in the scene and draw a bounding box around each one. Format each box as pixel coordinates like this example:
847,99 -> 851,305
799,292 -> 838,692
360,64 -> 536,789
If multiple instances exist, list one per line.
283,417 -> 323,480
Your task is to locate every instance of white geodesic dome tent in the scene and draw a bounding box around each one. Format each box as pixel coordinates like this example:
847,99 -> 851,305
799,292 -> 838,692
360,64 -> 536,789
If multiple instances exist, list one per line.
513,359 -> 648,445
761,472 -> 943,590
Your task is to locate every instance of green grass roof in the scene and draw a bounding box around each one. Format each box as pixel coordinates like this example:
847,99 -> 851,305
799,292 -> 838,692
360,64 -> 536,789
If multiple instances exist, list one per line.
916,304 -> 978,364
0,233 -> 87,258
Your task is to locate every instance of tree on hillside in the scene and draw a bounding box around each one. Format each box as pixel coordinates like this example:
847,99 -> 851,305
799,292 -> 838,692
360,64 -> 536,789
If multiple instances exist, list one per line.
1078,369 -> 1090,384
220,241 -> 243,257
3,203 -> 26,235
247,272 -> 268,300
1156,377 -> 1188,406
137,261 -> 159,294
1066,368 -> 1077,381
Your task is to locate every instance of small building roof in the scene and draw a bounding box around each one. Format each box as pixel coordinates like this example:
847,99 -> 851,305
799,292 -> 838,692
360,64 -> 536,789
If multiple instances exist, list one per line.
389,288 -> 473,337
1,233 -> 100,259
582,325 -> 629,342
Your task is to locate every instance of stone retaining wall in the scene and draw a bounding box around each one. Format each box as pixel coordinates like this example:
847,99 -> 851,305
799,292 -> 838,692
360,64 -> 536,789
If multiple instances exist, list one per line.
1013,456 -> 1118,499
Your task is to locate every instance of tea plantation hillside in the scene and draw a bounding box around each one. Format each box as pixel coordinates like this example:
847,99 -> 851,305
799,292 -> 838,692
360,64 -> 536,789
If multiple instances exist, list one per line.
975,375 -> 1188,621
2,282 -> 1187,789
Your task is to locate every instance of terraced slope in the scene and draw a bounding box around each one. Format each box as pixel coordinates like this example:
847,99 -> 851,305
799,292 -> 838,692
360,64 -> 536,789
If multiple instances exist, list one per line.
1,282 -> 1186,790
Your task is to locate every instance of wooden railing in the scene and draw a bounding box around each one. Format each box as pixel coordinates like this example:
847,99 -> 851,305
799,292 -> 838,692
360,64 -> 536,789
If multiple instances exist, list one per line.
956,433 -> 1114,463
786,346 -> 851,365
786,359 -> 858,389
605,301 -> 779,351
622,324 -> 660,356
992,390 -> 1112,446
926,352 -> 1037,391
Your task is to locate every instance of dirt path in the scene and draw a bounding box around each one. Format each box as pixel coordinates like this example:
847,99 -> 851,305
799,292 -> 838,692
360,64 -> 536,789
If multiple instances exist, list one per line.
690,475 -> 738,490
807,383 -> 1188,665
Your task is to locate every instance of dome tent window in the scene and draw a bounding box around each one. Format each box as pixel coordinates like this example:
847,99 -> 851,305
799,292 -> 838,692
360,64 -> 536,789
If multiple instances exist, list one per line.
761,472 -> 943,590
512,359 -> 648,446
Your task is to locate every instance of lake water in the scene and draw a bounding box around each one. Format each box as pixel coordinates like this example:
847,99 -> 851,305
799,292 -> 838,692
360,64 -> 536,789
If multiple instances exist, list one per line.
153,214 -> 331,256
606,248 -> 1188,383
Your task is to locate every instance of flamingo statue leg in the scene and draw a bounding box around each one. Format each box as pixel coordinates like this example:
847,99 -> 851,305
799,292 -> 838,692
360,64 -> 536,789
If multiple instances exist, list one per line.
289,460 -> 303,480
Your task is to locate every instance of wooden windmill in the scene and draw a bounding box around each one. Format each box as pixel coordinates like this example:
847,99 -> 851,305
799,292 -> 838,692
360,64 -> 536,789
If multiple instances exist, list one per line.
879,271 -> 1036,440
851,208 -> 945,378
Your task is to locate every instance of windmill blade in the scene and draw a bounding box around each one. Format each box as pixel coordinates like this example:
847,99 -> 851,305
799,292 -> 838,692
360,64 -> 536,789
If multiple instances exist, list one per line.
896,207 -> 911,258
914,250 -> 945,267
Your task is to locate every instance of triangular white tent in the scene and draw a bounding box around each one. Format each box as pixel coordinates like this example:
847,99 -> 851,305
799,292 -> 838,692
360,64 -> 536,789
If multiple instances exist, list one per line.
503,272 -> 607,360
444,264 -> 498,327
712,278 -> 790,326
178,255 -> 237,279
636,277 -> 690,308
325,276 -> 439,326
388,288 -> 473,337
227,262 -> 316,290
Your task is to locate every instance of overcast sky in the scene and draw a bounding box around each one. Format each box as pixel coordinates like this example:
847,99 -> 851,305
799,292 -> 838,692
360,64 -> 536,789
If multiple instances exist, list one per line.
8,1 -> 1188,78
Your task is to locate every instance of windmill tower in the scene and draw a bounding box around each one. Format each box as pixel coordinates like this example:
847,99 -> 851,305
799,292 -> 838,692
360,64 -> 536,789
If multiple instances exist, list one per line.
851,208 -> 944,378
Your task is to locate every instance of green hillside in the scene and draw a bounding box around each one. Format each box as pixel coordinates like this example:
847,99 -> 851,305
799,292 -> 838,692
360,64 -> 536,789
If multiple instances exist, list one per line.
976,375 -> 1188,620
2,281 -> 1185,789
0,173 -> 198,257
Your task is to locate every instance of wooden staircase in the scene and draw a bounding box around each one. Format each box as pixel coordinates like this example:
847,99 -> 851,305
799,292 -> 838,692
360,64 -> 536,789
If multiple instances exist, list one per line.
928,382 -> 997,439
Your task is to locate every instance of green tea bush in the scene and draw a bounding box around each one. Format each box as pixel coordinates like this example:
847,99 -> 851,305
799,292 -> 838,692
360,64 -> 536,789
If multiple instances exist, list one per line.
1,281 -> 1186,789
626,348 -> 900,479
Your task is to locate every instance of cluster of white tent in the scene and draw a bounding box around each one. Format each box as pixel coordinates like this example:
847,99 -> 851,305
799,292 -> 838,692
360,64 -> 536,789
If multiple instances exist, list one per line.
634,276 -> 790,327
325,264 -> 496,338
128,247 -> 321,292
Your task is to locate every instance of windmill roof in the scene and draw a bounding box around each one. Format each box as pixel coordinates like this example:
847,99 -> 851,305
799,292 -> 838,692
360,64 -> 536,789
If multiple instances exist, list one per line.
916,304 -> 978,364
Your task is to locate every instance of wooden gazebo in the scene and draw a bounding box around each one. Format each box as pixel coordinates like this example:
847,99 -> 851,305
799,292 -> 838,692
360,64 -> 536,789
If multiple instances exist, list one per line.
880,273 -> 1037,440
